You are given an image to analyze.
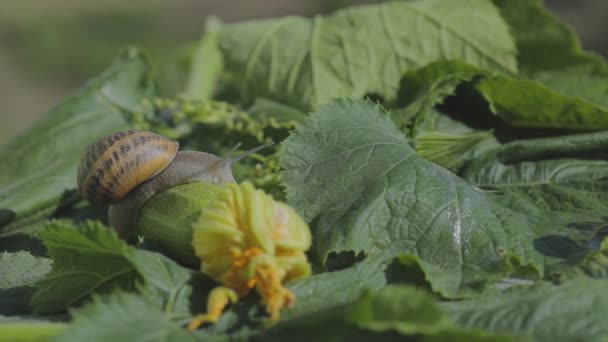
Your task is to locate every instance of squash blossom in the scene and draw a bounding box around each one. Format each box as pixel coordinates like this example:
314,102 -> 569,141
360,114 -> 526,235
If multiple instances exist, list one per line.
187,182 -> 312,330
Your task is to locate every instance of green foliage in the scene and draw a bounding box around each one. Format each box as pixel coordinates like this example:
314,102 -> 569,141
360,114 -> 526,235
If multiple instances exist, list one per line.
443,277 -> 608,341
2,0 -> 608,340
397,60 -> 608,131
218,0 -> 516,111
0,252 -> 51,289
54,292 -> 195,342
31,220 -> 203,320
347,285 -> 450,334
281,99 -> 547,297
415,131 -> 492,171
475,74 -> 608,129
0,252 -> 52,316
395,60 -> 482,132
260,282 -> 521,342
186,19 -> 224,100
0,317 -> 67,342
0,49 -> 154,237
32,221 -> 140,314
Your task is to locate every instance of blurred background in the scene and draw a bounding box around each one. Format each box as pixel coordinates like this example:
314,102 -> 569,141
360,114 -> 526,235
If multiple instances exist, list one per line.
0,0 -> 606,143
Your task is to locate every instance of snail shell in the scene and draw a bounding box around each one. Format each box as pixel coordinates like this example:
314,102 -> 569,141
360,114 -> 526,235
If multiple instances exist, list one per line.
77,130 -> 179,206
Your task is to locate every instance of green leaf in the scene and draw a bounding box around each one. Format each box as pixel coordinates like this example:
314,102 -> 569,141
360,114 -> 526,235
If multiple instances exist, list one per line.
347,285 -> 522,342
285,259 -> 402,321
203,257 -> 414,337
31,221 -> 139,314
492,0 -> 608,110
31,220 -> 202,319
415,131 -> 492,171
495,130 -> 608,164
492,0 -> 607,73
186,19 -> 224,100
219,0 -> 516,111
475,75 -> 608,129
246,97 -> 308,124
261,281 -> 521,342
412,108 -> 488,140
456,132 -> 608,273
530,65 -> 608,109
130,249 -> 200,321
396,59 -> 608,130
347,285 -> 449,335
280,99 -> 546,298
459,132 -> 608,219
0,317 -> 67,342
395,60 -> 482,132
0,245 -> 49,315
574,241 -> 608,279
0,49 -> 154,236
443,277 -> 608,342
0,252 -> 51,289
54,292 -> 196,342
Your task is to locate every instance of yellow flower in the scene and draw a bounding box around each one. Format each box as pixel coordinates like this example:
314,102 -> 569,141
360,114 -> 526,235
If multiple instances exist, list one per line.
188,182 -> 311,330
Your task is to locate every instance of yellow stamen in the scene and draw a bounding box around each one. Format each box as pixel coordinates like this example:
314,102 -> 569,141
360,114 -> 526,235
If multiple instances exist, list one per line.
224,247 -> 265,295
187,287 -> 238,331
255,263 -> 295,323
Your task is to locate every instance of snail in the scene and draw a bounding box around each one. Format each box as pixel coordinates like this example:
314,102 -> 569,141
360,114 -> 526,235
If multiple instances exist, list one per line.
77,129 -> 269,239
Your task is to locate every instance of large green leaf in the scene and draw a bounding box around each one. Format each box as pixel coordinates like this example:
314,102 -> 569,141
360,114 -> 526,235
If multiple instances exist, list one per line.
31,221 -> 139,314
196,256 -> 418,338
457,131 -> 608,271
396,1 -> 608,132
475,75 -> 608,129
460,131 -> 608,218
443,277 -> 608,342
54,292 -> 195,342
396,60 -> 608,130
531,65 -> 608,109
495,130 -> 608,163
260,282 -> 520,342
0,49 -> 154,237
492,0 -> 608,109
492,0 -> 607,74
280,99 -> 548,298
218,0 -> 516,111
31,220 -> 201,318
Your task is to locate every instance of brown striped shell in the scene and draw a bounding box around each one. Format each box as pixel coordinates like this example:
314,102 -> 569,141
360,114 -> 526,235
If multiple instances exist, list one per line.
77,130 -> 179,206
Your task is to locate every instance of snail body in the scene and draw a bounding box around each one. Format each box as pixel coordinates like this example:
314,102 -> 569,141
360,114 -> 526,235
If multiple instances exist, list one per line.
77,130 -> 269,239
